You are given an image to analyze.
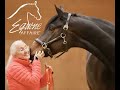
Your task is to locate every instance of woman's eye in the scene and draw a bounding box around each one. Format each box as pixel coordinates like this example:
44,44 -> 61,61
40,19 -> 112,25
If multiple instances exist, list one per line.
20,48 -> 24,51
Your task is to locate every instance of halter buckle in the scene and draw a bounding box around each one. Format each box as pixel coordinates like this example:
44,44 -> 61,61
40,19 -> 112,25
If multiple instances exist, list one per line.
60,33 -> 67,44
63,24 -> 68,30
60,33 -> 66,38
63,41 -> 67,44
63,13 -> 71,30
42,42 -> 47,49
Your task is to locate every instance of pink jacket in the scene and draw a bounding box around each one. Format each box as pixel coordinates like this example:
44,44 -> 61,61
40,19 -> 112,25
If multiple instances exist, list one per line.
6,57 -> 48,90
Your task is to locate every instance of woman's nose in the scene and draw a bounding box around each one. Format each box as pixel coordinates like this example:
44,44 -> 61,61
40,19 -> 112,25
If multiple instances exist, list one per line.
24,51 -> 28,54
24,49 -> 29,54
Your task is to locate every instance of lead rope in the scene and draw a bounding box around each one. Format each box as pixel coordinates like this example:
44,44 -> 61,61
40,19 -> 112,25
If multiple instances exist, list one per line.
45,64 -> 54,90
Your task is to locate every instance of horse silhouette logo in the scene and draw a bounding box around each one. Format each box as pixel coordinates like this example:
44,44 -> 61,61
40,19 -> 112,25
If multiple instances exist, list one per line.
7,1 -> 42,35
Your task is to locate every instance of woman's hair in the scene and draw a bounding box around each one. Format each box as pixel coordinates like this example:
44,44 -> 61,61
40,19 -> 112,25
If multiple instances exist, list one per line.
6,40 -> 24,71
10,40 -> 25,56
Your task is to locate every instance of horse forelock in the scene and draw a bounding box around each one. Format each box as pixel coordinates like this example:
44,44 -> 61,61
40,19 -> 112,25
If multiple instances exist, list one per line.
45,15 -> 58,30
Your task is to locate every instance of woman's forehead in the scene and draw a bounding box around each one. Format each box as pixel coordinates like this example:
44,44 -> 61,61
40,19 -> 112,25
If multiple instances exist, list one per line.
17,42 -> 27,48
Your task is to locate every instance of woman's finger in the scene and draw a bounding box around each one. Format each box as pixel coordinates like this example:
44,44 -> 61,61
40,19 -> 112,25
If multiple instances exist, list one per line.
39,51 -> 44,56
36,51 -> 38,55
38,51 -> 41,54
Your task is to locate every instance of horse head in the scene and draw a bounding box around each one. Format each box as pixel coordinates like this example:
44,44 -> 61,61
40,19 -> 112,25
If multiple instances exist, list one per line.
30,6 -> 79,59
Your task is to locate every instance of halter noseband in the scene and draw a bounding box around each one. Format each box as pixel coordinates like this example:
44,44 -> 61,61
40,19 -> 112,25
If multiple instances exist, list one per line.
35,13 -> 72,57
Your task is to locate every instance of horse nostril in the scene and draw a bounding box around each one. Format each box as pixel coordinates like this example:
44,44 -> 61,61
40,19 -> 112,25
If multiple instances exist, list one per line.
63,24 -> 68,30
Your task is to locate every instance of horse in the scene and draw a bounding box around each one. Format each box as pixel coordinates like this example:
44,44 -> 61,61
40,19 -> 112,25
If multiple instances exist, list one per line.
30,6 -> 115,90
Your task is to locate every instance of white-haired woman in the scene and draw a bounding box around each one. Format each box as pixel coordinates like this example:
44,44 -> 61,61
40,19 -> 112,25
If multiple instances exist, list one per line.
6,40 -> 53,90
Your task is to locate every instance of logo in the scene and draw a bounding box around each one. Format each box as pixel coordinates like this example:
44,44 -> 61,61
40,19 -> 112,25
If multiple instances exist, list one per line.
7,1 -> 42,35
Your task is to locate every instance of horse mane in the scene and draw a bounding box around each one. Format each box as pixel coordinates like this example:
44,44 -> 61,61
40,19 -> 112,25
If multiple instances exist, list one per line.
45,12 -> 115,32
71,13 -> 115,28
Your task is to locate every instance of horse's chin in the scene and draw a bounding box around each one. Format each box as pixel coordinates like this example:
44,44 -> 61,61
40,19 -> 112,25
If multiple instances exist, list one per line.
45,51 -> 66,59
44,51 -> 53,58
30,48 -> 60,60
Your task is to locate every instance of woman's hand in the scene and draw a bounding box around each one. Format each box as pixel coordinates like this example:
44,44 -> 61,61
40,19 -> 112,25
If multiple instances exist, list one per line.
34,50 -> 45,60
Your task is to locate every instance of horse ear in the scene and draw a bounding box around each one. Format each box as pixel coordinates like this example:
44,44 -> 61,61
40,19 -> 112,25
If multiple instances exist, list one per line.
55,5 -> 64,17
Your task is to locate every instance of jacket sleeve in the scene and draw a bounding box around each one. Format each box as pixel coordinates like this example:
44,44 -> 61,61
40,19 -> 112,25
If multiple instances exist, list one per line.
7,60 -> 42,86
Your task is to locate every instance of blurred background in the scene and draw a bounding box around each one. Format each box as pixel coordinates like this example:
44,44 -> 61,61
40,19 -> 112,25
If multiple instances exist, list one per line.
5,0 -> 115,90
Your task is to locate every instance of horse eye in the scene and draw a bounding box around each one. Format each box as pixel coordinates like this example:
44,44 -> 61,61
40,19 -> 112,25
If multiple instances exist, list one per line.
49,24 -> 55,31
49,26 -> 53,30
60,17 -> 64,21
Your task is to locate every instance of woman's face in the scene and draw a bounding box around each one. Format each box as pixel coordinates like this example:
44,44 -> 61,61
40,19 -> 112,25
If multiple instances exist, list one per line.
15,42 -> 30,60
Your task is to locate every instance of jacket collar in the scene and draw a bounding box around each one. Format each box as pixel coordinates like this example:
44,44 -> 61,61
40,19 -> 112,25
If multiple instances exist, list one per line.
13,57 -> 30,66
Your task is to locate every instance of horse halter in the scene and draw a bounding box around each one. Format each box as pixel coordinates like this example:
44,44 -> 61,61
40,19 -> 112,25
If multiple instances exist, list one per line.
35,13 -> 72,57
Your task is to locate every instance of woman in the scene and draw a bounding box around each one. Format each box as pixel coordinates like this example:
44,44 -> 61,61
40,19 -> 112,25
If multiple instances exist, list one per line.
6,40 -> 53,90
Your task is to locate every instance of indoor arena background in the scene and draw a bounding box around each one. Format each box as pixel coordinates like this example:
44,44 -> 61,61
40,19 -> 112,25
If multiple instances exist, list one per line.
5,0 -> 115,90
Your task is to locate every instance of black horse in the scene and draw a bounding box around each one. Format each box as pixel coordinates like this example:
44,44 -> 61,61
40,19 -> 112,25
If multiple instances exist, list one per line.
30,6 -> 115,90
